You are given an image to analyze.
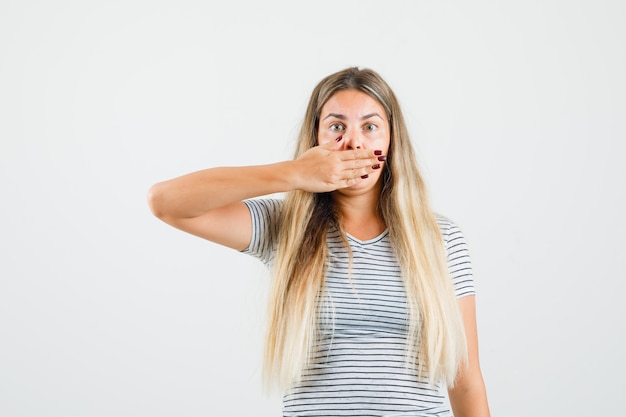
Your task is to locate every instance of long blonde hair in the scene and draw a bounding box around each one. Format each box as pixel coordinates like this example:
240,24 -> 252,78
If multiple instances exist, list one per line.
264,67 -> 467,390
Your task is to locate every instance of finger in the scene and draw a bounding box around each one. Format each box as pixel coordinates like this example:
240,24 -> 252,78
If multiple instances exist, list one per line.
355,157 -> 386,178
341,155 -> 387,177
339,148 -> 386,162
342,162 -> 378,180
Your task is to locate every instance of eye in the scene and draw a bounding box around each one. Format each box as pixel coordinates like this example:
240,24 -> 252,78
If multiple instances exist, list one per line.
364,123 -> 378,132
329,122 -> 345,132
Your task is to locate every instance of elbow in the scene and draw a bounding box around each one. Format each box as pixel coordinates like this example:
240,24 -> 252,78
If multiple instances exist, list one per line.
147,182 -> 168,219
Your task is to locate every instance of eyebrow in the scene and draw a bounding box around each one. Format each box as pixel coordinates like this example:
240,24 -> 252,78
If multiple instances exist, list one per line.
322,112 -> 384,121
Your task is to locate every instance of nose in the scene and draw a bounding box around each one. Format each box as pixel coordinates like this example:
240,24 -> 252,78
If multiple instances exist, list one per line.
341,128 -> 363,150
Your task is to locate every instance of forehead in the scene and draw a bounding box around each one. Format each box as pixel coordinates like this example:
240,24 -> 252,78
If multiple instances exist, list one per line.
321,89 -> 385,117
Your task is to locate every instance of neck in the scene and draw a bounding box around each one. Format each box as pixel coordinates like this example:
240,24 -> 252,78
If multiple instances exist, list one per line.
331,188 -> 386,240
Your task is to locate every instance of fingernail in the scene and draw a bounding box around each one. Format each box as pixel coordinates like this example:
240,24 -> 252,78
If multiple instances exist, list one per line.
377,156 -> 387,162
361,174 -> 369,179
372,164 -> 381,169
336,135 -> 343,142
374,150 -> 383,156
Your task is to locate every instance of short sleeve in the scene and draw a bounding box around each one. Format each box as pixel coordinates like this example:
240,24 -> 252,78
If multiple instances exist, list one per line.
437,217 -> 476,298
241,198 -> 283,266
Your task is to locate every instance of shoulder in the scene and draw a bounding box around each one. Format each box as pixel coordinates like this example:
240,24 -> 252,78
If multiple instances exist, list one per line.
241,198 -> 284,263
435,215 -> 471,254
436,215 -> 476,296
435,215 -> 462,239
243,197 -> 284,212
435,215 -> 455,233
243,198 -> 284,222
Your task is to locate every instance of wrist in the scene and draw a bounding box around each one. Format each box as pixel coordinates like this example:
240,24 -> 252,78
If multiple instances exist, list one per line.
268,160 -> 301,192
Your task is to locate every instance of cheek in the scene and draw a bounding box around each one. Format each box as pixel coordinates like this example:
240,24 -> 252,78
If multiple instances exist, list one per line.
373,134 -> 391,151
317,135 -> 333,146
318,131 -> 343,146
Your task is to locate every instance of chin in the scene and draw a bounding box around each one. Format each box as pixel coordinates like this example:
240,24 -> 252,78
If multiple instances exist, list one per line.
336,178 -> 382,196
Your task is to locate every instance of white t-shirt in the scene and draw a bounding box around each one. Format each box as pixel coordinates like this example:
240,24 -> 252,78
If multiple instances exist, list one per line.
243,198 -> 475,417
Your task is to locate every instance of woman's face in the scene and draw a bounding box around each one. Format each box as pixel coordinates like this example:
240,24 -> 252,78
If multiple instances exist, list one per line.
318,89 -> 391,191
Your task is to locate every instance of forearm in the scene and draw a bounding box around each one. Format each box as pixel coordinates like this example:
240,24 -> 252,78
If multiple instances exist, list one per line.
148,144 -> 383,221
449,296 -> 490,417
448,377 -> 490,417
148,161 -> 297,219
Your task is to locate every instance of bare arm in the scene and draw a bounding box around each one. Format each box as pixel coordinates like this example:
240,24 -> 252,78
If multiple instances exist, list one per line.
147,162 -> 297,250
448,295 -> 491,417
147,144 -> 385,250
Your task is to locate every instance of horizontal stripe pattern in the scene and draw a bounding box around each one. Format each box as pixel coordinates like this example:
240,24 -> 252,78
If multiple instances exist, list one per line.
242,199 -> 475,417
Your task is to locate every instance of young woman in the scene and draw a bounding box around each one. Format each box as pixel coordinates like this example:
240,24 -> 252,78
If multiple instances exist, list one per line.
148,67 -> 490,417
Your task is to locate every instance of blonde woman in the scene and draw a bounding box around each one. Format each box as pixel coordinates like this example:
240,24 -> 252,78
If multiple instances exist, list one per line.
148,67 -> 490,417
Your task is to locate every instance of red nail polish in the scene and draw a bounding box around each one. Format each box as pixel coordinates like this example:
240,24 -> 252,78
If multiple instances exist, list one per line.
377,156 -> 387,162
336,135 -> 343,142
374,150 -> 383,156
372,164 -> 381,169
361,174 -> 369,179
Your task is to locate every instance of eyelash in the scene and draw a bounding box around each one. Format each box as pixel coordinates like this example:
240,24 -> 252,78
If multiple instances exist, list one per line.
329,123 -> 377,132
364,123 -> 377,131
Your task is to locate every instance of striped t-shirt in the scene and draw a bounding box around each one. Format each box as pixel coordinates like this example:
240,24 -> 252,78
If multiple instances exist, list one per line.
243,198 -> 475,417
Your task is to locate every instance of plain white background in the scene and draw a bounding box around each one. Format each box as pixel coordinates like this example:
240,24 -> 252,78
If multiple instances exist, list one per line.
1,1 -> 625,416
